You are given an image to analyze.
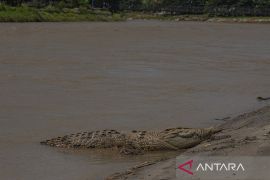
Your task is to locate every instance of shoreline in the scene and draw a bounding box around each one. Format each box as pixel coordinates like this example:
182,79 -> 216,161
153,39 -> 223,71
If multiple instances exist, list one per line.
0,6 -> 124,22
107,106 -> 270,180
0,6 -> 270,23
125,13 -> 270,24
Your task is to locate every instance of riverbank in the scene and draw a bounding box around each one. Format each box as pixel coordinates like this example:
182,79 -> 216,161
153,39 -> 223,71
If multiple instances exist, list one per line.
107,106 -> 270,179
0,5 -> 123,22
1,5 -> 270,23
125,12 -> 270,23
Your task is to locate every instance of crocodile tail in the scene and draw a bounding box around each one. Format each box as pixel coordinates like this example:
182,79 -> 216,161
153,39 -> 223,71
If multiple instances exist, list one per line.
40,135 -> 71,148
40,131 -> 90,148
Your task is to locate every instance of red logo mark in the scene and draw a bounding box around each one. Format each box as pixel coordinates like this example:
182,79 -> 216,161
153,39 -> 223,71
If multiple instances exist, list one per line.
178,160 -> 194,175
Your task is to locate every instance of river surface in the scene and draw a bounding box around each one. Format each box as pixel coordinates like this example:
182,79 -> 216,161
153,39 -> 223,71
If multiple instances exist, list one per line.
0,21 -> 270,180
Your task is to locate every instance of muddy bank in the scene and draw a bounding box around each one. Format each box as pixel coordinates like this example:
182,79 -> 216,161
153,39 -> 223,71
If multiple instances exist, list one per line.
125,14 -> 270,23
107,106 -> 270,180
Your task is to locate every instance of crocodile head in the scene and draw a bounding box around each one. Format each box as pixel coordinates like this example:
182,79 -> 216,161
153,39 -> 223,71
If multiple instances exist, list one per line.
160,127 -> 221,149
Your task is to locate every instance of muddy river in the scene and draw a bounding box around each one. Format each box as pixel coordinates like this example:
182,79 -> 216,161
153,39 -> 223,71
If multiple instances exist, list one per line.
0,21 -> 269,179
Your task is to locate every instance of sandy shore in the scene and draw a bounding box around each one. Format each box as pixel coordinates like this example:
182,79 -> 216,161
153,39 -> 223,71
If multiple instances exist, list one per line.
107,106 -> 270,180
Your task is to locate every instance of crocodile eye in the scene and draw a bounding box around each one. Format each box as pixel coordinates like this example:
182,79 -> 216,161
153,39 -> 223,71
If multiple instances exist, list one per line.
178,131 -> 195,138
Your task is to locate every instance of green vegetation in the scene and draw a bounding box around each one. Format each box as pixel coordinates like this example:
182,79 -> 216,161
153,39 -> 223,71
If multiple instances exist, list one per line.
0,4 -> 123,22
0,0 -> 270,22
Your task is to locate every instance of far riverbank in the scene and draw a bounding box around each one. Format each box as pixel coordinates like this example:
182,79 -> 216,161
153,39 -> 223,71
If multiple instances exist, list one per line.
1,5 -> 270,23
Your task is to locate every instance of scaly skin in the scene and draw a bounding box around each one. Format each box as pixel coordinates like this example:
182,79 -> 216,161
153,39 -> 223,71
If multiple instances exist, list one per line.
40,127 -> 220,155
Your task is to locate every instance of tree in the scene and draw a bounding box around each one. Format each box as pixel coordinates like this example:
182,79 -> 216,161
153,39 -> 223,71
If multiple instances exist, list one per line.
107,0 -> 120,13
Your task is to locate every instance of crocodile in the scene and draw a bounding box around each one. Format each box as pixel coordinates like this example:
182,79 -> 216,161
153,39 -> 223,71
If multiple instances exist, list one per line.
40,127 -> 221,155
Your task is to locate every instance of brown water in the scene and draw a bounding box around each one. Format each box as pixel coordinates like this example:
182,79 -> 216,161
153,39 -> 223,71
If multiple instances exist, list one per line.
0,21 -> 270,180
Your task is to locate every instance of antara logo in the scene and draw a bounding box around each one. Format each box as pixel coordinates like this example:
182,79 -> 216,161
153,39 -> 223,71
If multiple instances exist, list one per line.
196,162 -> 245,172
178,160 -> 245,175
178,160 -> 194,175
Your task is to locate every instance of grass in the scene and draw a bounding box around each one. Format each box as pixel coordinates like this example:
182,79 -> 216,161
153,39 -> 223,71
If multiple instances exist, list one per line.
124,11 -> 270,23
0,4 -> 269,23
124,11 -> 209,21
0,4 -> 124,22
